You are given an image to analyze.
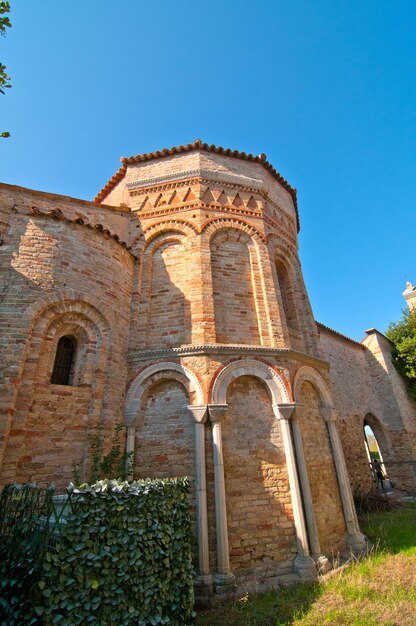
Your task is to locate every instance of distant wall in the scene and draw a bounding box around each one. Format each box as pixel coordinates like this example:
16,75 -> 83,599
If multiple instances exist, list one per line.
319,325 -> 416,493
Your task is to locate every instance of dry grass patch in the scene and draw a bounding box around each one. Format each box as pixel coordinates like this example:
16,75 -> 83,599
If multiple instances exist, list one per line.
196,505 -> 416,626
294,552 -> 416,625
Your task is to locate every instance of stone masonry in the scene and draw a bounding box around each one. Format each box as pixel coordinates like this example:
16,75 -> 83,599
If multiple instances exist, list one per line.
0,140 -> 414,603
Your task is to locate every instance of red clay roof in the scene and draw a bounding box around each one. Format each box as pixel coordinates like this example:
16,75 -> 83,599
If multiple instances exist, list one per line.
94,140 -> 300,231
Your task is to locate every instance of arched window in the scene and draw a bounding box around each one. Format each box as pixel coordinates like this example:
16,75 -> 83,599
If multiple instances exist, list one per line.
51,335 -> 77,385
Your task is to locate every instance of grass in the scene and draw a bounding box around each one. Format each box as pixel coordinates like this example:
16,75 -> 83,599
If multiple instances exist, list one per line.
196,504 -> 416,626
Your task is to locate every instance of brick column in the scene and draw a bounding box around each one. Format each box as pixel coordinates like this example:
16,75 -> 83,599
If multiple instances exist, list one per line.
187,405 -> 212,590
321,407 -> 367,553
292,405 -> 330,573
207,404 -> 235,591
274,403 -> 317,578
193,235 -> 216,344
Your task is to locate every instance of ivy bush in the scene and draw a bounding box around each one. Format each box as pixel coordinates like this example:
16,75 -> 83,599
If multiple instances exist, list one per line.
0,483 -> 53,626
38,478 -> 194,626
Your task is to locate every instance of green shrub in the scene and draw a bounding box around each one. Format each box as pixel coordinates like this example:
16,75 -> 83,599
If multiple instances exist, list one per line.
0,483 -> 54,626
38,478 -> 195,626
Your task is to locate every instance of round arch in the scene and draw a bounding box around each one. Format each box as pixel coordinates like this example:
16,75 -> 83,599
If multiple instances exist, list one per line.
267,234 -> 297,259
210,358 -> 291,405
125,362 -> 204,425
363,413 -> 393,456
144,220 -> 198,243
143,231 -> 187,256
293,366 -> 333,407
201,217 -> 266,244
131,220 -> 198,254
24,290 -> 111,336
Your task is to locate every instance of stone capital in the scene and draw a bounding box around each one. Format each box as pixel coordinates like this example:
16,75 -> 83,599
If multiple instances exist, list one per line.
273,402 -> 297,421
292,403 -> 306,421
124,410 -> 136,427
208,404 -> 228,423
321,406 -> 340,423
188,405 -> 208,424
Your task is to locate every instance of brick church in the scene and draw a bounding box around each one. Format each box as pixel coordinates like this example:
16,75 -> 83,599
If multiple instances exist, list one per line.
1,140 -> 415,598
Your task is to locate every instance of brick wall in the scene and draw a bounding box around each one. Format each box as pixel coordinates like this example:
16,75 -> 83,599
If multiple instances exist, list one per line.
211,232 -> 260,345
298,381 -> 346,555
222,376 -> 296,583
133,379 -> 195,483
145,240 -> 192,348
0,196 -> 134,489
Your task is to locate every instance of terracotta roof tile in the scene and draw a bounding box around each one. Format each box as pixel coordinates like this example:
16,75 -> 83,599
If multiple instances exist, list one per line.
22,206 -> 134,254
94,140 -> 300,231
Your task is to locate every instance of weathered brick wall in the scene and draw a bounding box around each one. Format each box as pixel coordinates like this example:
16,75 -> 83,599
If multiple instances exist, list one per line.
132,378 -> 197,561
144,239 -> 193,348
363,331 -> 416,447
318,330 -> 381,493
0,184 -> 132,242
337,418 -> 374,495
319,326 -> 416,492
109,147 -> 315,356
17,386 -> 91,485
2,144 -> 390,598
0,196 -> 134,490
298,382 -> 346,555
211,232 -> 260,345
222,376 -> 296,584
133,379 -> 195,483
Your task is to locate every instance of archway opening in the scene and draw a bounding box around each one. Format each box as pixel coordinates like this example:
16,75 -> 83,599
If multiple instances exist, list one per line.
363,417 -> 389,490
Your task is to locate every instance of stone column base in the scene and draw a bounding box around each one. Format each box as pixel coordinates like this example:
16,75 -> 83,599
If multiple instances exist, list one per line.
213,572 -> 236,598
193,575 -> 213,609
346,532 -> 368,555
294,554 -> 317,579
313,554 -> 331,575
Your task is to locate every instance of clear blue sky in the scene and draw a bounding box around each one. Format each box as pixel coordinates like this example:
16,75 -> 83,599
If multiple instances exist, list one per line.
1,1 -> 415,340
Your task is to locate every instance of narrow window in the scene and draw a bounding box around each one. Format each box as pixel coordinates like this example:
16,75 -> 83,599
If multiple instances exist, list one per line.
51,335 -> 76,385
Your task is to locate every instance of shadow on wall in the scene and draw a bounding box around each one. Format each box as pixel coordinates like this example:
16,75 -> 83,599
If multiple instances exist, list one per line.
211,229 -> 260,345
297,381 -> 346,556
138,235 -> 192,349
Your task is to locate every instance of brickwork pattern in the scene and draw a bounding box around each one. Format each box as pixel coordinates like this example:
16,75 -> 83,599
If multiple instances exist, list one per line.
133,379 -> 195,485
222,376 -> 296,580
211,232 -> 260,344
298,382 -> 346,555
320,327 -> 416,492
0,193 -> 134,488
